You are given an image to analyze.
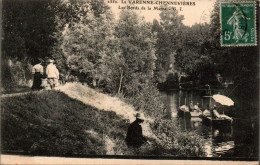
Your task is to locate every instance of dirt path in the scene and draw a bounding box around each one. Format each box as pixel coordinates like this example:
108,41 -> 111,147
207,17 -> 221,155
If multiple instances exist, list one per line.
1,90 -> 40,98
56,83 -> 154,122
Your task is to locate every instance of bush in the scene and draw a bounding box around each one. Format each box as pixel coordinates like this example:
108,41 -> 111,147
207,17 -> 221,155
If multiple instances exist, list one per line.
1,58 -> 32,94
151,119 -> 206,157
126,83 -> 165,118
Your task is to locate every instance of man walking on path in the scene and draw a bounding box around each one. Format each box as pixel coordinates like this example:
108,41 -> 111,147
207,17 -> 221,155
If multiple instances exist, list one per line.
46,59 -> 59,90
32,59 -> 44,90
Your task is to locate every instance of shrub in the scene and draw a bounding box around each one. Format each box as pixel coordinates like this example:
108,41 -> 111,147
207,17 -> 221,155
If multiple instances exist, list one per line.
151,119 -> 206,157
1,58 -> 32,94
126,83 -> 165,118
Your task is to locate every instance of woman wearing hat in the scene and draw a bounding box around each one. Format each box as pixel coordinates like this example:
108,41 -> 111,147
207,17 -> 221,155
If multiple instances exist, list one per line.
125,113 -> 148,148
46,59 -> 59,89
31,59 -> 43,90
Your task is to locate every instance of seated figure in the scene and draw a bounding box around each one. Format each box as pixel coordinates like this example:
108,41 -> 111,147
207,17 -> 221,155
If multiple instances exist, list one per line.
213,109 -> 221,119
193,103 -> 201,112
203,109 -> 211,117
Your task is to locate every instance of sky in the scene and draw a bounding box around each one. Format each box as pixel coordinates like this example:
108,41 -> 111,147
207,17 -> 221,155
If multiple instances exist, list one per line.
106,0 -> 216,26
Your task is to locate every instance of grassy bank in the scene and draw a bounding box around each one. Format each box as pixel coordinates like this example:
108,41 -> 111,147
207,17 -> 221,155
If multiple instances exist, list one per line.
1,86 -> 206,157
1,91 -> 129,156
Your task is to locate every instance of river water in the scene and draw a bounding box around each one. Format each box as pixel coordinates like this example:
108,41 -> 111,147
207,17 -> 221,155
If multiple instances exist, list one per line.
160,90 -> 258,158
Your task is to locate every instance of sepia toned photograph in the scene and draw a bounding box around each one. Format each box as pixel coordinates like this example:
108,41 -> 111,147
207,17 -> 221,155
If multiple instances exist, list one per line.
1,0 -> 259,164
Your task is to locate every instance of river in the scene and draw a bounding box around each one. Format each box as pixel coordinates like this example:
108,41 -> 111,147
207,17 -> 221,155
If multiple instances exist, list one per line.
160,90 -> 258,158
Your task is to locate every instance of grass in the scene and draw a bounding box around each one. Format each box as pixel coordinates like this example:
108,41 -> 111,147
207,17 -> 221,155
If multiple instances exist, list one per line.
1,91 -> 129,156
1,85 -> 32,94
1,89 -> 206,157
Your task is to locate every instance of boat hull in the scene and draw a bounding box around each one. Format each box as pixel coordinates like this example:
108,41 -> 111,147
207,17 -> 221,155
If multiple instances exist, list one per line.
202,115 -> 232,127
190,111 -> 202,117
177,108 -> 190,119
178,107 -> 202,118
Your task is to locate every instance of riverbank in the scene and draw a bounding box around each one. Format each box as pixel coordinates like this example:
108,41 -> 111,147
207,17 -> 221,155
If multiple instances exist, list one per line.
1,83 -> 205,157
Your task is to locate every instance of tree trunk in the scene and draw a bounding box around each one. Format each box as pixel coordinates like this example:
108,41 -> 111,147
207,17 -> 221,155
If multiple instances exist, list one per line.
118,70 -> 123,94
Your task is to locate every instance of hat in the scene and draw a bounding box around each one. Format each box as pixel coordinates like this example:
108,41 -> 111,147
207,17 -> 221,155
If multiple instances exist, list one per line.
49,59 -> 54,63
135,113 -> 145,120
34,58 -> 42,64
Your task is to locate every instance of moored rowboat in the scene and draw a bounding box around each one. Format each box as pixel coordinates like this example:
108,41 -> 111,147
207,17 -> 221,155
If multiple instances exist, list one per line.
178,105 -> 202,118
202,113 -> 233,127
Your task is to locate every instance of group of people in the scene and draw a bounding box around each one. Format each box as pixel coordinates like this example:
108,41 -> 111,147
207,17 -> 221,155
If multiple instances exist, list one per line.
203,105 -> 233,121
189,101 -> 232,120
189,101 -> 202,113
32,59 -> 59,90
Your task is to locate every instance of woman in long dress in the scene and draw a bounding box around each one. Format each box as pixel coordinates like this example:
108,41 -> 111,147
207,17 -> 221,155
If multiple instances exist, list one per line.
32,59 -> 44,90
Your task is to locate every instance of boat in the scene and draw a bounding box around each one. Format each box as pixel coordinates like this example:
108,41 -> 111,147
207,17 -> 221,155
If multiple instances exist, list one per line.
202,85 -> 234,128
202,110 -> 233,127
190,111 -> 202,117
178,105 -> 202,118
178,105 -> 189,117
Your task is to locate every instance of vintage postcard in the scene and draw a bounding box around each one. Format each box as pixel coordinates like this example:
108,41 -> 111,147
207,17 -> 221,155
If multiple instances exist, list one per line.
1,0 -> 259,164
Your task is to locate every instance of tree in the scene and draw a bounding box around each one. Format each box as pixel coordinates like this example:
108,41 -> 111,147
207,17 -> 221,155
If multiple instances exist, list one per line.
2,0 -> 57,61
174,23 -> 212,82
114,10 -> 157,96
2,0 -> 59,90
152,7 -> 185,85
50,0 -> 114,85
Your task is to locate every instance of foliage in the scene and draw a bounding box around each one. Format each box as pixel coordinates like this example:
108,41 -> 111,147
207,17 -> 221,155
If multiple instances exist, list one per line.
1,0 -> 61,89
2,0 -> 57,61
50,0 -> 114,85
152,8 -> 185,83
174,24 -> 212,77
151,119 -> 205,157
113,11 -> 157,96
1,59 -> 32,94
126,83 -> 165,118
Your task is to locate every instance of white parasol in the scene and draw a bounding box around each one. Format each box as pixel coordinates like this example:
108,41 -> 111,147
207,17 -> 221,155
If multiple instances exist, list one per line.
212,94 -> 234,106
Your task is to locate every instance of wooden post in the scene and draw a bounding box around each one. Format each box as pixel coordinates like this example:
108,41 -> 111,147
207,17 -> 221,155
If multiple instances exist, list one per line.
178,90 -> 181,106
209,97 -> 213,126
184,116 -> 187,130
185,98 -> 187,106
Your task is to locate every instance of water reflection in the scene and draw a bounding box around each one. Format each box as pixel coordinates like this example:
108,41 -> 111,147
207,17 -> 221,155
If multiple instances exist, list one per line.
160,90 -> 258,158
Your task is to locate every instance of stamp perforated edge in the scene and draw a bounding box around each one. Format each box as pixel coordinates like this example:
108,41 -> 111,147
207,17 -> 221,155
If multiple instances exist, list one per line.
220,1 -> 257,47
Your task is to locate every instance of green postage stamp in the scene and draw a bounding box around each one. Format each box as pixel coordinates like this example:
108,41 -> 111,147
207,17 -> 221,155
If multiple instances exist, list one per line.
220,1 -> 256,46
